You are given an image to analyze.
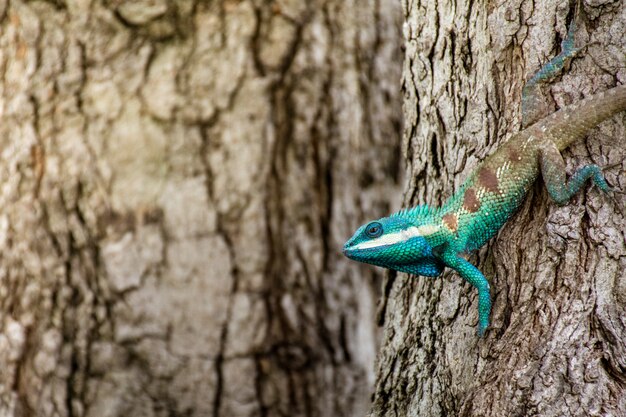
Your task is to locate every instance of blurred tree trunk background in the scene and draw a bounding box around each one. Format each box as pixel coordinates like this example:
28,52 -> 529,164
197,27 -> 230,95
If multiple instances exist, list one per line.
0,1 -> 403,416
371,1 -> 626,416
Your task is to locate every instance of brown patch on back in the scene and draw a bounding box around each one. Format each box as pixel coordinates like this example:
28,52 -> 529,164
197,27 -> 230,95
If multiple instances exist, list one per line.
478,167 -> 500,194
463,188 -> 481,213
508,148 -> 521,164
442,213 -> 458,233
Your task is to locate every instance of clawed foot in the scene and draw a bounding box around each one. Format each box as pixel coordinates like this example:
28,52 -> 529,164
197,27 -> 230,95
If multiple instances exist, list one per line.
598,162 -> 624,194
529,21 -> 583,87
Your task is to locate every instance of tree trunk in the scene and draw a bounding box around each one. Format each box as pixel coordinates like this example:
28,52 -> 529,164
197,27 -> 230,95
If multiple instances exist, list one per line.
0,1 -> 402,416
371,1 -> 626,416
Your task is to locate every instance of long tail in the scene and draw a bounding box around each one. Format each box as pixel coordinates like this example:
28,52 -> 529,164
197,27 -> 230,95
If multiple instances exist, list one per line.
534,84 -> 626,151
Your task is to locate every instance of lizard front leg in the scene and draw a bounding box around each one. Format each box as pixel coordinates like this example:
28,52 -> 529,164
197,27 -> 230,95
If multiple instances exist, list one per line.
436,247 -> 492,336
539,140 -> 610,204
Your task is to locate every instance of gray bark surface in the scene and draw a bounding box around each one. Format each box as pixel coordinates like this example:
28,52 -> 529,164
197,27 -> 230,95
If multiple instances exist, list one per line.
0,1 -> 402,416
371,1 -> 626,416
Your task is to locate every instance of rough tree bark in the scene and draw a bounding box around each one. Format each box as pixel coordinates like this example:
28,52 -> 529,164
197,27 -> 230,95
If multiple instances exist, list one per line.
371,1 -> 626,416
0,1 -> 402,416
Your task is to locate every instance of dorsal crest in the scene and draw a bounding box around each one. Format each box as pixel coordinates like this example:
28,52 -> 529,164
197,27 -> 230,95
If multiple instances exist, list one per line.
390,205 -> 438,219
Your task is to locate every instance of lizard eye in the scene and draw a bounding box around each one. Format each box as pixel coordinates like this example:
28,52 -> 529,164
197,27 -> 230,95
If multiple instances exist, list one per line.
365,222 -> 383,238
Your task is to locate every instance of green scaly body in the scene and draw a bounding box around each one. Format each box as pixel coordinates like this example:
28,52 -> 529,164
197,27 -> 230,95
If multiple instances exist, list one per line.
343,23 -> 626,336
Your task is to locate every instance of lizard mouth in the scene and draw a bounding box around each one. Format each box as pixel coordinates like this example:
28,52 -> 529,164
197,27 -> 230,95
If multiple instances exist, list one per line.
342,242 -> 389,260
342,242 -> 358,258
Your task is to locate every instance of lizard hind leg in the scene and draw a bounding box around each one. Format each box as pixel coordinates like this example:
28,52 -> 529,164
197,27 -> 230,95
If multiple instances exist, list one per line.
539,141 -> 610,205
522,20 -> 582,128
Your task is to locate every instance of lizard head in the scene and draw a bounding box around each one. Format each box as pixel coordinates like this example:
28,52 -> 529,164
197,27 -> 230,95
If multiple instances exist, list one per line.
343,207 -> 441,270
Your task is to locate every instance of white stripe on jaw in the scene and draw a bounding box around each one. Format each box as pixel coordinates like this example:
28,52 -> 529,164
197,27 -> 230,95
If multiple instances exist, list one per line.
352,225 -> 440,250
